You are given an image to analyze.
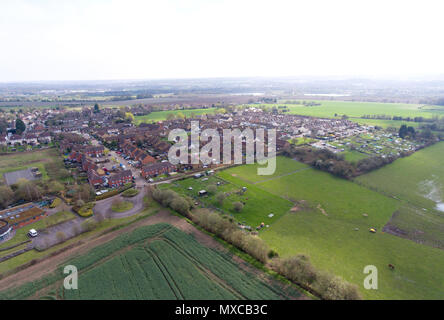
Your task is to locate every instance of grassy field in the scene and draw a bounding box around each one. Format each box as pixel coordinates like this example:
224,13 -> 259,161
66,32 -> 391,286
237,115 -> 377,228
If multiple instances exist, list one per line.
161,173 -> 294,228
205,156 -> 444,299
351,118 -> 423,129
0,148 -> 60,180
135,108 -> 216,124
0,224 -> 301,300
355,142 -> 444,211
269,101 -> 444,119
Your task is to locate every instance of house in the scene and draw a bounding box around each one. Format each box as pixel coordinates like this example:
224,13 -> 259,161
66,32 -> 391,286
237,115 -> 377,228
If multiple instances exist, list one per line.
106,170 -> 133,187
139,152 -> 156,165
84,145 -> 104,157
141,162 -> 176,178
87,169 -> 104,187
0,135 -> 6,146
23,134 -> 38,145
8,134 -> 23,146
38,132 -> 52,143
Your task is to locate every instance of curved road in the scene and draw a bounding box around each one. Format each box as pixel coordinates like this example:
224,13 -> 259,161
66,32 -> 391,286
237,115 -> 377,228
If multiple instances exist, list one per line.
93,185 -> 147,218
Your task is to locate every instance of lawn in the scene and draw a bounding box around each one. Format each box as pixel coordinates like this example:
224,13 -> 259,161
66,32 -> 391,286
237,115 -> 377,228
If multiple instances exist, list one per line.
135,108 -> 216,124
111,201 -> 134,212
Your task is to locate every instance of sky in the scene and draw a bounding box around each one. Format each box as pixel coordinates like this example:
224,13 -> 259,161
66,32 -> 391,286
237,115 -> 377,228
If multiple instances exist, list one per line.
1,0 -> 444,82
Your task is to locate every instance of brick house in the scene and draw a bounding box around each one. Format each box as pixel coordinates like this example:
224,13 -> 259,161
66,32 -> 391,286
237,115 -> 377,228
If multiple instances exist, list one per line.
106,170 -> 133,187
141,162 -> 176,178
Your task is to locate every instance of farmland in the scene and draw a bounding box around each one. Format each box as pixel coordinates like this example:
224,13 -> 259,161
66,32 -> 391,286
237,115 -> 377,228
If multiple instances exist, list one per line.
272,100 -> 444,119
135,108 -> 216,124
0,224 -> 302,300
158,155 -> 444,299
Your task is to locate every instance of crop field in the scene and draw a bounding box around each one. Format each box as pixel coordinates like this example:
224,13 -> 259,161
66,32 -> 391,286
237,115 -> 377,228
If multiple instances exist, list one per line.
135,108 -> 216,124
0,224 -> 301,300
184,156 -> 444,299
268,101 -> 444,119
0,148 -> 60,180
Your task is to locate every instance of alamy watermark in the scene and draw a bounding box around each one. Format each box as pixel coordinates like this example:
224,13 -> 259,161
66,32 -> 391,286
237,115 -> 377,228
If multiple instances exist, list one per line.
168,121 -> 276,175
363,265 -> 378,290
63,265 -> 78,290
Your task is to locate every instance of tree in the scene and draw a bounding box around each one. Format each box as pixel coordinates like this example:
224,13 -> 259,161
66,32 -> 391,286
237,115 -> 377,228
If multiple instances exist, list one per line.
48,181 -> 64,195
207,184 -> 217,194
176,112 -> 185,120
15,118 -> 26,134
94,103 -> 100,113
14,179 -> 42,201
0,185 -> 14,209
399,125 -> 408,139
125,112 -> 135,123
233,201 -> 244,212
166,113 -> 176,121
215,192 -> 226,206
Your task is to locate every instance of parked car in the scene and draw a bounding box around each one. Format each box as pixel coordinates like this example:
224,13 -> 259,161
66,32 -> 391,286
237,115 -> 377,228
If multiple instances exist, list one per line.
28,229 -> 38,237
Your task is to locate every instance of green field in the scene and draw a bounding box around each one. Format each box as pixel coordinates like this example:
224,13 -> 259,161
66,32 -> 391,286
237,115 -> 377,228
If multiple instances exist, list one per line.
135,108 -> 216,124
161,173 -> 294,228
201,156 -> 444,299
351,118 -> 422,129
355,142 -> 444,211
0,224 -> 301,300
0,148 -> 60,180
271,101 -> 444,119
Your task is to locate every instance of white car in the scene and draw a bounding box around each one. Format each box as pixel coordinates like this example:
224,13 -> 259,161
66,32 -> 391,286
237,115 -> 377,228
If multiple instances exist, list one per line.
28,229 -> 38,237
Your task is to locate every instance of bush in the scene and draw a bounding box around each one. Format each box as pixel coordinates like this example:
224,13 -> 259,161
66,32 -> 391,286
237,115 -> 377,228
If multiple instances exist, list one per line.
95,189 -> 119,200
49,198 -> 61,208
121,188 -> 139,197
233,201 -> 244,212
74,202 -> 95,217
215,192 -> 226,206
55,231 -> 66,243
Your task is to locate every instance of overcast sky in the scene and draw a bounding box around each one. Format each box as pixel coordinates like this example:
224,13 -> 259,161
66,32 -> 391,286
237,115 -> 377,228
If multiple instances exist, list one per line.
1,0 -> 443,82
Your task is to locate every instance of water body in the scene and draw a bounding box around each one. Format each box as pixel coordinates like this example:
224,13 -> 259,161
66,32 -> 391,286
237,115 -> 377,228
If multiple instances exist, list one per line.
418,177 -> 444,212
303,93 -> 351,97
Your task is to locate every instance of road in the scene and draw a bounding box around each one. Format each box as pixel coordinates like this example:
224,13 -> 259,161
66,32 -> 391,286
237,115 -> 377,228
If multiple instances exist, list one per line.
93,185 -> 147,218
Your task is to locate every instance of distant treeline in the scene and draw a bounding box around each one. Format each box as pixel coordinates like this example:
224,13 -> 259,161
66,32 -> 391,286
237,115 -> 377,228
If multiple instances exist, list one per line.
361,114 -> 444,123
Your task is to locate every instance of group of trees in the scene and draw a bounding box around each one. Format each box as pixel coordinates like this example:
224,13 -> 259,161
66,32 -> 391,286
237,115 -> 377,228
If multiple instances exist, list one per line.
283,145 -> 355,179
398,125 -> 416,139
271,255 -> 361,300
0,178 -> 66,209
